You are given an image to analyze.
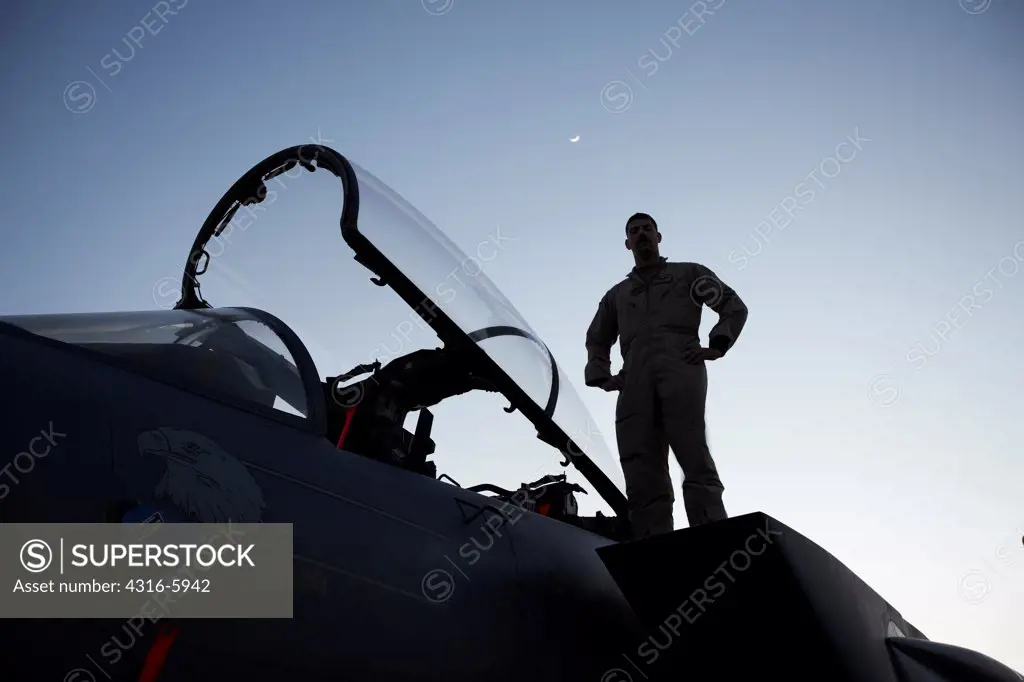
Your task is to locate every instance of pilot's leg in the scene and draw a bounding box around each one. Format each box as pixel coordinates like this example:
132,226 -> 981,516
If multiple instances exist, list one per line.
615,378 -> 673,539
658,360 -> 726,527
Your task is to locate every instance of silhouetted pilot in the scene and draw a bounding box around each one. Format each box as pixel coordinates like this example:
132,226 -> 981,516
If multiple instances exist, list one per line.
585,212 -> 748,539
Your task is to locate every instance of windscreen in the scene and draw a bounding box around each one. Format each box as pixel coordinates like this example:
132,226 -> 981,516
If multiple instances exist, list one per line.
350,164 -> 621,492
0,308 -> 309,418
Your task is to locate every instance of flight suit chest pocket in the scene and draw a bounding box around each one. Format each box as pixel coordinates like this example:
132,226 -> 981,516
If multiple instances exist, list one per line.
647,276 -> 680,310
669,277 -> 701,307
658,277 -> 698,327
617,289 -> 645,330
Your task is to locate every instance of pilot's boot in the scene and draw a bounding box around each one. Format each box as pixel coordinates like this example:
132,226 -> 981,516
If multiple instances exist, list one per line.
658,359 -> 726,527
615,376 -> 674,539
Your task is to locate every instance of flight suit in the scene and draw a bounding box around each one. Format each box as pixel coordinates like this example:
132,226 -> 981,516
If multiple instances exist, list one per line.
585,258 -> 747,539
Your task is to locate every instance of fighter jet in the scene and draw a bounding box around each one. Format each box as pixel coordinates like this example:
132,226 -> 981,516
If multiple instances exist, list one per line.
0,144 -> 1018,681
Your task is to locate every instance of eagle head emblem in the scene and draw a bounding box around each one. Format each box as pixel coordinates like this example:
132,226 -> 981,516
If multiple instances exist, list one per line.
137,427 -> 265,523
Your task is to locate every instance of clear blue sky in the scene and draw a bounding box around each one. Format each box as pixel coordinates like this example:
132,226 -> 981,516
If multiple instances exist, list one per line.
1,0 -> 1021,669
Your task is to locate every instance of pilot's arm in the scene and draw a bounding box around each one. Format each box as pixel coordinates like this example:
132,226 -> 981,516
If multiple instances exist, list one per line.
584,289 -> 619,387
694,265 -> 748,356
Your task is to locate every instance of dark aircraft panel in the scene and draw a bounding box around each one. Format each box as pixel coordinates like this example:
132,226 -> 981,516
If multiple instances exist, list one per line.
0,323 -> 123,681
887,637 -> 1024,682
498,510 -> 646,681
597,512 -> 928,682
103,355 -> 529,678
0,324 -> 115,524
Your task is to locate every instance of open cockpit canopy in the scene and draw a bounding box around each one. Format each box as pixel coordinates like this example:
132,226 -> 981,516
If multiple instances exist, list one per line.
4,145 -> 627,517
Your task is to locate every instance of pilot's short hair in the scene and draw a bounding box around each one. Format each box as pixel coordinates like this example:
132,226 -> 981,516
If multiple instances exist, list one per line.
625,212 -> 657,233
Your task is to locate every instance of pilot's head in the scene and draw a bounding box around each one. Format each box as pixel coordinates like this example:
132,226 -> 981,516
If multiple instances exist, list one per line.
625,212 -> 661,264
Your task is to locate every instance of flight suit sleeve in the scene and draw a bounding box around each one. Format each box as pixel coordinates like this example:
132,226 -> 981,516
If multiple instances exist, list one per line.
693,265 -> 748,355
584,289 -> 618,387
